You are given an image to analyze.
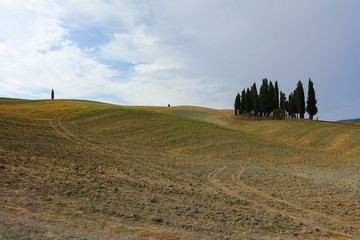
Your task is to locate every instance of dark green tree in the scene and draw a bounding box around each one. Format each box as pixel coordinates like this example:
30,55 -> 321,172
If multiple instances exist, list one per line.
273,81 -> 279,110
245,88 -> 252,115
260,79 -> 268,116
296,81 -> 305,118
288,92 -> 295,118
234,93 -> 240,115
280,91 -> 286,111
259,85 -> 264,116
268,81 -> 274,115
51,89 -> 54,100
293,88 -> 298,118
251,83 -> 259,116
306,78 -> 318,120
240,89 -> 246,114
284,98 -> 289,117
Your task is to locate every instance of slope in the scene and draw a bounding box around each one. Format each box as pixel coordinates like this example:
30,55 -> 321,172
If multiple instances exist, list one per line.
0,99 -> 359,239
148,106 -> 360,159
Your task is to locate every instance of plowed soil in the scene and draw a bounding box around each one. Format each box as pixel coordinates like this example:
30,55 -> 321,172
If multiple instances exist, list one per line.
0,99 -> 359,239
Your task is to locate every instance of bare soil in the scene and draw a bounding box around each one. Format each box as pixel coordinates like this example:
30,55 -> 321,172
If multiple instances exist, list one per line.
0,100 -> 359,239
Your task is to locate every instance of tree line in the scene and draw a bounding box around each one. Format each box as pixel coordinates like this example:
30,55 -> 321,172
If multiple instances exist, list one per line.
234,78 -> 318,120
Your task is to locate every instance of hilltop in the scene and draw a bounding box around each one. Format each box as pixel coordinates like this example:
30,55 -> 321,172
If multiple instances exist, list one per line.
339,118 -> 360,122
0,99 -> 359,239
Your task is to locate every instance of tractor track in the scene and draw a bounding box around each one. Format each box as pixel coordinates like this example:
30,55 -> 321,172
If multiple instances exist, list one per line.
207,165 -> 356,239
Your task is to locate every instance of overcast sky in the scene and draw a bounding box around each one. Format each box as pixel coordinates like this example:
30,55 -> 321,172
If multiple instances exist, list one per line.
0,0 -> 359,120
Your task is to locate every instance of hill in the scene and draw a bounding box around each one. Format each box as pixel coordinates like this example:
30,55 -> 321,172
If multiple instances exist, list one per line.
0,99 -> 359,239
339,118 -> 360,122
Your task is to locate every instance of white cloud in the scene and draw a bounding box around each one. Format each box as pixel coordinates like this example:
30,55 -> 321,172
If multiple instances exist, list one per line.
0,1 -> 120,100
0,42 -> 6,53
99,26 -> 159,63
57,0 -> 139,30
0,1 -> 65,54
134,61 -> 182,74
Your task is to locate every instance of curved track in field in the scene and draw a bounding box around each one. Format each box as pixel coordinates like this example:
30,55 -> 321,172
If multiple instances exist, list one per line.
208,165 -> 356,239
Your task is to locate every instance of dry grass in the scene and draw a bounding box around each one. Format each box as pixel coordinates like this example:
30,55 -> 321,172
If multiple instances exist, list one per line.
0,99 -> 359,239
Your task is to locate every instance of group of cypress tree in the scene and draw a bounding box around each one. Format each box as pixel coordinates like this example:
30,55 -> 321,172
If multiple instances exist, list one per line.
234,78 -> 318,119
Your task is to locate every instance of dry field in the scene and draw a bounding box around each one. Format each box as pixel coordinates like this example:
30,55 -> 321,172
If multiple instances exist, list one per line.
0,99 -> 359,239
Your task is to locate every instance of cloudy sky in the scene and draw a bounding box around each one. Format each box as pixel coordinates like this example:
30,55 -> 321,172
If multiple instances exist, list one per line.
0,0 -> 359,120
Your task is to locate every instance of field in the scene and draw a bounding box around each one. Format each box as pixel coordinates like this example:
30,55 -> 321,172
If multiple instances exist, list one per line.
0,98 -> 359,239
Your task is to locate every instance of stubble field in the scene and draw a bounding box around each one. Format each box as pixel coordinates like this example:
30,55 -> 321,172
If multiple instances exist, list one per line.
0,99 -> 359,239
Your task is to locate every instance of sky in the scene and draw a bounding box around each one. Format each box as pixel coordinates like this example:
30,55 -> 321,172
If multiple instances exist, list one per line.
0,0 -> 359,121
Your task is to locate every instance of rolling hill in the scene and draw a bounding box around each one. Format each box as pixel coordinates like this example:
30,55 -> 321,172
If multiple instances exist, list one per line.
0,99 -> 359,239
339,118 -> 360,122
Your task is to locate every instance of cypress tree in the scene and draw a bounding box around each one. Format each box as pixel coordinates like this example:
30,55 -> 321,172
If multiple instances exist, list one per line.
296,81 -> 305,118
306,78 -> 318,120
260,79 -> 268,116
259,84 -> 264,116
273,81 -> 279,110
280,91 -> 286,111
245,88 -> 252,115
288,92 -> 294,118
51,89 -> 54,100
268,81 -> 274,115
293,92 -> 298,118
234,79 -> 310,119
251,83 -> 259,116
240,89 -> 246,114
293,88 -> 298,118
284,98 -> 289,117
234,93 -> 240,115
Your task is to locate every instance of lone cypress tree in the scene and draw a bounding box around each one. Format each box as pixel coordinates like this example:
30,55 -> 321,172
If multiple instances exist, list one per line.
234,93 -> 240,115
306,78 -> 318,120
296,81 -> 305,118
51,89 -> 54,100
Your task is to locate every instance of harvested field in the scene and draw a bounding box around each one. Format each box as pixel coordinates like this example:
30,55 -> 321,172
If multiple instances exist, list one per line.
0,99 -> 359,239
